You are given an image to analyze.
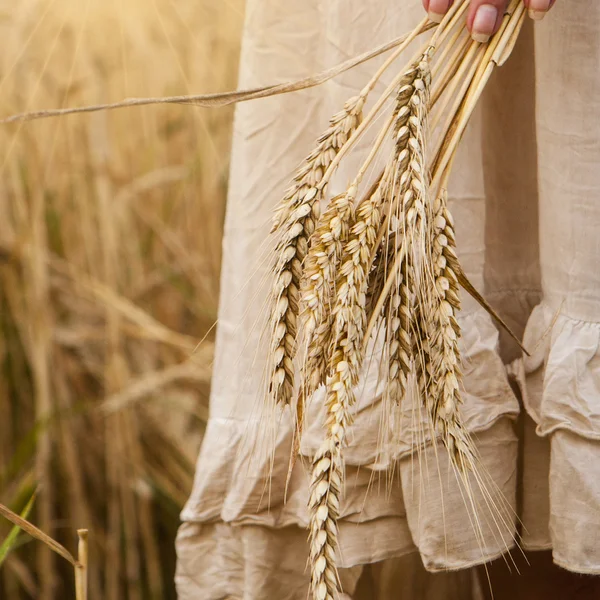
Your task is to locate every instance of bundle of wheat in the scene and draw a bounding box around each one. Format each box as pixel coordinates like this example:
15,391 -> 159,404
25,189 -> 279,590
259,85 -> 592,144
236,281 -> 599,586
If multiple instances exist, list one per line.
266,2 -> 528,598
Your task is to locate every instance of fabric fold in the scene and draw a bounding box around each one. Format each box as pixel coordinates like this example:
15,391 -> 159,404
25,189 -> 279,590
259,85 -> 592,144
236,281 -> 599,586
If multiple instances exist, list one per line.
175,522 -> 484,600
180,307 -> 519,578
517,302 -> 600,574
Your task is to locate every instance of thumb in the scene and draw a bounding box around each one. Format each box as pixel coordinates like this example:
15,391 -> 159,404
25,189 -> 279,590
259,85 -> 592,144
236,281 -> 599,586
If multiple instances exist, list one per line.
523,0 -> 557,21
422,1 -> 456,23
466,0 -> 510,43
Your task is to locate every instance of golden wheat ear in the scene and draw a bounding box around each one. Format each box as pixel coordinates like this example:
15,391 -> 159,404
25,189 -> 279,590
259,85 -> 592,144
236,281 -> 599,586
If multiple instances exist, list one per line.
306,169 -> 390,595
419,190 -> 472,455
268,98 -> 365,409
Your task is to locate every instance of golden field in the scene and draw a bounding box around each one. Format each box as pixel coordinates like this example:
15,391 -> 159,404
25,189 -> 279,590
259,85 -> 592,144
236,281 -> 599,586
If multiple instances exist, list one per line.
0,1 -> 244,598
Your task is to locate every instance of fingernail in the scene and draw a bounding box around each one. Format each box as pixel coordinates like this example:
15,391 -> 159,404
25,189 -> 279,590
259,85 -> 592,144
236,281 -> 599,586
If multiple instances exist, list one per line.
528,0 -> 550,20
428,0 -> 450,23
528,9 -> 545,20
471,4 -> 498,43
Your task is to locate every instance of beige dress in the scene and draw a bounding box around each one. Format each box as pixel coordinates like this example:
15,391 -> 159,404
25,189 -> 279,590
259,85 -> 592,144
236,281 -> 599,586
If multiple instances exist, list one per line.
176,1 -> 600,598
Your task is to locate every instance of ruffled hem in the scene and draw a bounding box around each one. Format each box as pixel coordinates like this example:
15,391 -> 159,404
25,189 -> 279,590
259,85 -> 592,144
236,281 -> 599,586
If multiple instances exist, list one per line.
181,420 -> 518,574
516,302 -> 600,574
520,303 -> 600,439
182,307 -> 519,524
175,522 -> 485,600
180,307 -> 520,576
176,421 -> 517,596
181,416 -> 410,527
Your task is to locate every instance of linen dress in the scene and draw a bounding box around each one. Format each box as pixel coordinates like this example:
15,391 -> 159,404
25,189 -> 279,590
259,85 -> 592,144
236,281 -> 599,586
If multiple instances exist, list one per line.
176,1 -> 600,598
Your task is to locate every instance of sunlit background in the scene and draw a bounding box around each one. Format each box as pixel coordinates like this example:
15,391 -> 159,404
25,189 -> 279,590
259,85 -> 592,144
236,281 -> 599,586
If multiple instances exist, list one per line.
0,1 -> 244,598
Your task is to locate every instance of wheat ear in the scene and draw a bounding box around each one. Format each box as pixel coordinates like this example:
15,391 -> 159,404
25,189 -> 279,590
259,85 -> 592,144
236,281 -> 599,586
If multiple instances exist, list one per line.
271,97 -> 364,233
308,175 -> 387,600
301,186 -> 357,396
421,189 -> 474,468
308,439 -> 342,600
269,97 -> 364,406
380,56 -> 431,405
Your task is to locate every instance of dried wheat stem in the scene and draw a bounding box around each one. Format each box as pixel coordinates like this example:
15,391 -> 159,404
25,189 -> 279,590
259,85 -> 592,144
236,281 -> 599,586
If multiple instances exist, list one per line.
362,16 -> 430,98
431,24 -> 467,78
75,529 -> 89,600
496,3 -> 527,66
430,41 -> 482,153
430,33 -> 472,111
317,41 -> 429,193
432,3 -> 523,178
428,0 -> 470,49
308,174 -> 387,600
432,0 -> 525,185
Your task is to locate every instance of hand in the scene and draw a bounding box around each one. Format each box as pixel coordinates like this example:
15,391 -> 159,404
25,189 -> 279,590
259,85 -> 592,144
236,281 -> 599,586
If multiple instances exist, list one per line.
422,0 -> 557,43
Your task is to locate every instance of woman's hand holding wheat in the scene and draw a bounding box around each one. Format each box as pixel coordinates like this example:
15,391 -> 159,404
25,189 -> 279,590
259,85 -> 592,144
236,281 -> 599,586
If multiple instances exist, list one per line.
423,0 -> 556,42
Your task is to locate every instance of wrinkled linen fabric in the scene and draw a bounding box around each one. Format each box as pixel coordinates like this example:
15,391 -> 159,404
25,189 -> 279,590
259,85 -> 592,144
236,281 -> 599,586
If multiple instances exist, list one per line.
176,0 -> 600,597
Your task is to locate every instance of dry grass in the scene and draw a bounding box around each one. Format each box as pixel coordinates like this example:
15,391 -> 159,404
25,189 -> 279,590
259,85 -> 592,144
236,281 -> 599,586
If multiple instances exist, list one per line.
0,1 -> 243,598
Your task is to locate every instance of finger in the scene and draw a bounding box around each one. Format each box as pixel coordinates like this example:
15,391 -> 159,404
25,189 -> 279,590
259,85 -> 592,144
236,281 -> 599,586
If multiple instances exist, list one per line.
466,0 -> 509,43
523,0 -> 557,21
422,0 -> 456,24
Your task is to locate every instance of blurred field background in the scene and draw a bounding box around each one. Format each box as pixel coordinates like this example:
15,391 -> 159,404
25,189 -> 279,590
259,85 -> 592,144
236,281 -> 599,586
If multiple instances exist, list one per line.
0,0 -> 244,598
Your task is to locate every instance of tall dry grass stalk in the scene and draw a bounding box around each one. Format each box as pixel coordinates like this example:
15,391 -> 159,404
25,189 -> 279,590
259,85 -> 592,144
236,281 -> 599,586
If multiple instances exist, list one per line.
75,530 -> 88,600
0,1 -> 243,598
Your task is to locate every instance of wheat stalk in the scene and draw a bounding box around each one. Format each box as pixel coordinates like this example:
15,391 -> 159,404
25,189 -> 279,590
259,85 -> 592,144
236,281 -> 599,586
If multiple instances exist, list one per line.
308,172 -> 388,600
420,189 -> 476,466
307,55 -> 433,597
75,529 -> 89,600
280,22 -> 430,482
301,187 -> 357,394
268,98 -> 364,407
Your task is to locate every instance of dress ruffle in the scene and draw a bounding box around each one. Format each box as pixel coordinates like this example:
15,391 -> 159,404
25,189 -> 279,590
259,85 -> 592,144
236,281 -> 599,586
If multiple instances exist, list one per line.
175,522 -> 484,600
178,308 -> 520,596
516,302 -> 600,574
